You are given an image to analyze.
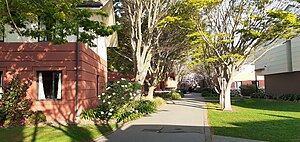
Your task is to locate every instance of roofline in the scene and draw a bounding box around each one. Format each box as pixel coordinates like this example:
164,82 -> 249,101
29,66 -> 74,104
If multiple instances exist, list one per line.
76,2 -> 103,8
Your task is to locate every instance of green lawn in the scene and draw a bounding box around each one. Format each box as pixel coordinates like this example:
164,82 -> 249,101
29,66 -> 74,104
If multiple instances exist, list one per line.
0,124 -> 118,142
206,98 -> 300,142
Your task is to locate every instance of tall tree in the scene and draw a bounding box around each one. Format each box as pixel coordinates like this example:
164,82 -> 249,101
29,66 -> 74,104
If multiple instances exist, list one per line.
117,0 -> 176,84
188,0 -> 300,110
1,0 -> 119,46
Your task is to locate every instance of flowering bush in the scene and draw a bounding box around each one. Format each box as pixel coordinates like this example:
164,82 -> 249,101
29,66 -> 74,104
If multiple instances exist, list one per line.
81,79 -> 142,122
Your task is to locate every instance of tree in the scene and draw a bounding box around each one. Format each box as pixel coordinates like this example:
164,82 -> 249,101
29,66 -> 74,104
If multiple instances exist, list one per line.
116,0 -> 177,84
144,2 -> 193,100
0,0 -> 119,46
188,0 -> 300,110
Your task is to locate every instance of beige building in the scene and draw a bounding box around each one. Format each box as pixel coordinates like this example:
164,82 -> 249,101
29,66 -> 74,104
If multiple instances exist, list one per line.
231,64 -> 264,89
255,37 -> 300,97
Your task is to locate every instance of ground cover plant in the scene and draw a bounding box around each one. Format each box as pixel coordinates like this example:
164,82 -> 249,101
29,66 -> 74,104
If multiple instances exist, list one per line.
206,99 -> 300,141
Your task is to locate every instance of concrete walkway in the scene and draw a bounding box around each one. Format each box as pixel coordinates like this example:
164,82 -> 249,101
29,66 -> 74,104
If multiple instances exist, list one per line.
96,93 -> 262,142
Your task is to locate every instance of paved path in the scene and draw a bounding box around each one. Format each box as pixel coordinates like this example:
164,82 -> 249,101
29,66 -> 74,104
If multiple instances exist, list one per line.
96,93 -> 262,142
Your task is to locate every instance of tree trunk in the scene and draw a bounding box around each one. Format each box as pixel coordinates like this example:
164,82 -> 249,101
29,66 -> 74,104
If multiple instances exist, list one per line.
147,86 -> 156,100
222,70 -> 235,111
223,84 -> 232,111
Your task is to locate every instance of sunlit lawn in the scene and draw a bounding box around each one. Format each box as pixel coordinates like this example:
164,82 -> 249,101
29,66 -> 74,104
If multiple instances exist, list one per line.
0,124 -> 118,142
206,98 -> 300,141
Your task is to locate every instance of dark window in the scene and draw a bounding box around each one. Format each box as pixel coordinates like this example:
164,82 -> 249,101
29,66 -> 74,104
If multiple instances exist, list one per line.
37,71 -> 62,100
96,75 -> 99,96
0,71 -> 3,99
252,81 -> 259,87
235,81 -> 242,89
0,25 -> 4,42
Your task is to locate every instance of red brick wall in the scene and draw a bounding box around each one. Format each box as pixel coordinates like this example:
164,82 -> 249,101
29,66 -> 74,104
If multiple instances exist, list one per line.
0,42 -> 106,121
231,80 -> 265,89
107,71 -> 134,82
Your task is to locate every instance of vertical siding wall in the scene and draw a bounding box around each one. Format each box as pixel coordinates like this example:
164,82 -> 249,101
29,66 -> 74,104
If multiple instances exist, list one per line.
77,43 -> 106,116
265,72 -> 300,97
0,42 -> 106,121
255,41 -> 290,75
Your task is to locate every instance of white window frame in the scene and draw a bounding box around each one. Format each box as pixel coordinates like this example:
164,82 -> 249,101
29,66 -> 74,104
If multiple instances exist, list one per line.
37,71 -> 62,100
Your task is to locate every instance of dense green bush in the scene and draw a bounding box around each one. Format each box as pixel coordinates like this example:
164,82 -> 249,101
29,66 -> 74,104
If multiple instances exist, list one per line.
279,94 -> 300,101
193,88 -> 202,93
112,101 -> 142,122
81,79 -> 143,122
98,79 -> 142,121
0,78 -> 33,127
135,100 -> 156,114
178,91 -> 185,98
167,92 -> 182,100
251,89 -> 265,98
80,109 -> 98,120
26,111 -> 47,125
153,97 -> 165,107
230,89 -> 241,96
240,85 -> 256,96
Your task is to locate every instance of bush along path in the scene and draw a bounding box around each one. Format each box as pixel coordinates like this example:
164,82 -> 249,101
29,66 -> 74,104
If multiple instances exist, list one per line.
80,79 -> 166,124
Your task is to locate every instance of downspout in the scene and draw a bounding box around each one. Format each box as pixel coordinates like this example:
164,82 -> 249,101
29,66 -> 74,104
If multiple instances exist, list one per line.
75,32 -> 79,120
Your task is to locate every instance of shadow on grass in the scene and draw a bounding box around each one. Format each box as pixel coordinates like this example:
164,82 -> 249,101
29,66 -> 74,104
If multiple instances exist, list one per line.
232,99 -> 300,112
207,99 -> 300,141
211,118 -> 300,142
0,120 -> 120,142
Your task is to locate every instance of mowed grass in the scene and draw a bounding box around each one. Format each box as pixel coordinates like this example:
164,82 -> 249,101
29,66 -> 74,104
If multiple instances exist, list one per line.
0,124 -> 118,142
206,98 -> 300,142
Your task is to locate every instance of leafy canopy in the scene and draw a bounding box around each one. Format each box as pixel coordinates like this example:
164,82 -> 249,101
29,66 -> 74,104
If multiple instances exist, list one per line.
0,0 -> 120,46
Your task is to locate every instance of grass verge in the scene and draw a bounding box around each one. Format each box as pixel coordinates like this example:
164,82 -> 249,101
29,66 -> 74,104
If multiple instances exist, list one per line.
206,99 -> 300,141
0,124 -> 118,142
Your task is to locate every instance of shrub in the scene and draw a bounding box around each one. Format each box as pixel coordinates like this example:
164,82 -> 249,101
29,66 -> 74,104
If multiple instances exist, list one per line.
135,100 -> 157,114
113,101 -> 143,122
26,111 -> 46,125
279,94 -> 300,101
81,79 -> 142,122
251,89 -> 265,98
0,78 -> 33,127
240,85 -> 256,96
230,89 -> 241,97
98,79 -> 142,121
80,109 -> 98,120
167,92 -> 181,100
193,88 -> 202,93
153,97 -> 165,107
177,91 -> 185,98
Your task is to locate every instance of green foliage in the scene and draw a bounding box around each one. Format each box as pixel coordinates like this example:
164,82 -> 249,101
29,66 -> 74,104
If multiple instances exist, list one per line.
135,100 -> 157,114
0,0 -> 120,46
80,79 -> 142,121
167,92 -> 182,100
230,89 -> 241,97
26,111 -> 47,125
80,109 -> 99,121
178,91 -> 185,98
153,97 -> 166,107
279,94 -> 300,102
251,89 -> 265,98
0,78 -> 33,127
240,85 -> 257,97
98,79 -> 141,121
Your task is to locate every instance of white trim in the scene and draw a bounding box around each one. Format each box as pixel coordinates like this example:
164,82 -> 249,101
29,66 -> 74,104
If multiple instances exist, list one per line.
57,73 -> 62,99
38,72 -> 46,100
